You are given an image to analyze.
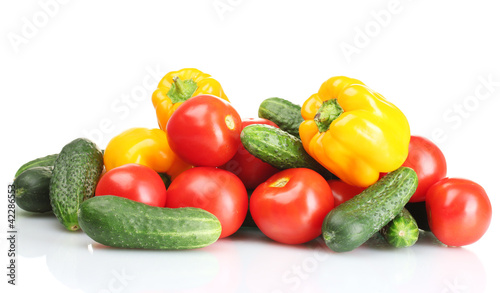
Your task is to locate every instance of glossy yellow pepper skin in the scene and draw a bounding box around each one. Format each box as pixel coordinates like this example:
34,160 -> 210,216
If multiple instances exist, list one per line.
104,128 -> 192,179
152,68 -> 229,131
299,76 -> 410,187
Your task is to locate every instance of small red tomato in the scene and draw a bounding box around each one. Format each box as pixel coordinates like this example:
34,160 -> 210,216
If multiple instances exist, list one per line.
166,95 -> 242,167
165,167 -> 248,238
426,178 -> 492,246
220,118 -> 280,189
402,135 -> 447,202
95,163 -> 167,207
327,179 -> 364,206
250,168 -> 334,245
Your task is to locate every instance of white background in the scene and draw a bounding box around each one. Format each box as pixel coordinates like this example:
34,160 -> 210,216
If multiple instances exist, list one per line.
1,0 -> 500,292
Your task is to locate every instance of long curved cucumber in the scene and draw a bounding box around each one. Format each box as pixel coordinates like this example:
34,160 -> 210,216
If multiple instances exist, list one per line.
322,167 -> 418,252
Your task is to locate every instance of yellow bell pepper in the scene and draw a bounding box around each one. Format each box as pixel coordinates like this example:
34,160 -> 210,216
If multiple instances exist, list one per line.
104,127 -> 192,179
299,76 -> 410,187
152,68 -> 229,131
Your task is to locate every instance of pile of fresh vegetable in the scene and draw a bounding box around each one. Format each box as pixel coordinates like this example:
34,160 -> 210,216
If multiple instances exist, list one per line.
13,68 -> 492,252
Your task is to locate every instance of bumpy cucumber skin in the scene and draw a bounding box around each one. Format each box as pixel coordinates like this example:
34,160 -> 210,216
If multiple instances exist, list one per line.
78,196 -> 222,250
49,138 -> 103,231
14,166 -> 53,213
322,167 -> 418,252
14,154 -> 58,178
380,208 -> 419,248
240,124 -> 331,178
258,97 -> 304,138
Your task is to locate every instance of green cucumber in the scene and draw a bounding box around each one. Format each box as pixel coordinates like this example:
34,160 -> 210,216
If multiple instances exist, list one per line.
14,166 -> 53,213
157,172 -> 172,190
14,154 -> 58,178
258,97 -> 304,138
404,201 -> 430,231
241,189 -> 257,228
78,195 -> 222,249
322,167 -> 418,252
240,124 -> 332,178
49,138 -> 103,231
380,208 -> 419,248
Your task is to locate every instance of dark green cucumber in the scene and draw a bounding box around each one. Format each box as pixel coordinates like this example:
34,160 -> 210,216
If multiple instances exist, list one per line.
405,201 -> 430,231
14,166 -> 53,213
14,154 -> 58,178
258,97 -> 304,138
78,195 -> 222,249
157,172 -> 172,190
241,189 -> 257,228
240,124 -> 331,178
322,167 -> 418,252
50,138 -> 103,231
380,208 -> 419,248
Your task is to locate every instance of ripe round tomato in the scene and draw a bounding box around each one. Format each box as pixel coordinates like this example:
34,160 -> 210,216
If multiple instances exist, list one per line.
220,118 -> 280,189
166,95 -> 242,167
250,168 -> 335,244
327,179 -> 364,206
165,167 -> 248,238
426,178 -> 492,246
95,163 -> 167,207
402,135 -> 447,202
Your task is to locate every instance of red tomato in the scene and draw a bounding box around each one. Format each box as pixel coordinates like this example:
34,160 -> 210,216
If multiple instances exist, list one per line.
166,95 -> 242,167
426,178 -> 492,246
402,135 -> 447,202
165,167 -> 248,238
327,179 -> 364,206
95,163 -> 167,207
220,118 -> 280,189
250,168 -> 334,244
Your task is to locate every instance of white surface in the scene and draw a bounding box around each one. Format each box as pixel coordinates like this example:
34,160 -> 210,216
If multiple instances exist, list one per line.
1,0 -> 499,292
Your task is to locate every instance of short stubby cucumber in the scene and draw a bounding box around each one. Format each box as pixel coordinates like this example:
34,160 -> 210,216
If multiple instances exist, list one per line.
14,153 -> 58,178
78,196 -> 222,249
258,97 -> 304,138
14,166 -> 53,213
49,138 -> 103,231
322,167 -> 418,252
380,208 -> 419,248
240,124 -> 332,179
